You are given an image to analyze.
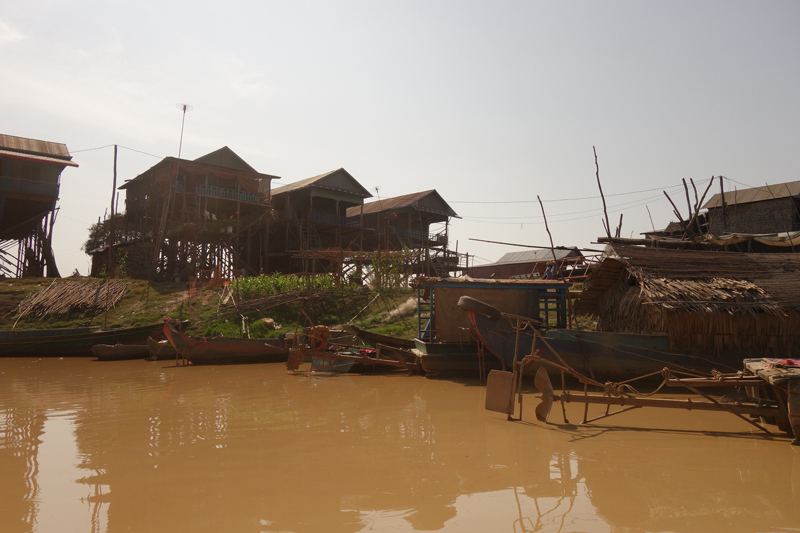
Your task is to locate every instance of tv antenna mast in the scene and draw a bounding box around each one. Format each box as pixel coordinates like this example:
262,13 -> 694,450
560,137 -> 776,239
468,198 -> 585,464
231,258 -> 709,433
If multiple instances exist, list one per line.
176,103 -> 193,159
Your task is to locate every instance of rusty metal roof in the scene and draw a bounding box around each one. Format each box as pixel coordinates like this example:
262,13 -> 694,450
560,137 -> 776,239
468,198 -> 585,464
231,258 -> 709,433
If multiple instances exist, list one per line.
702,180 -> 800,209
271,168 -> 372,198
0,149 -> 79,168
0,134 -> 72,159
345,190 -> 458,218
490,247 -> 582,266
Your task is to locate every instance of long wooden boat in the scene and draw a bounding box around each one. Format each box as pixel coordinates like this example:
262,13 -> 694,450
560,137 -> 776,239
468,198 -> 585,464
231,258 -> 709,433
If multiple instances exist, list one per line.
0,322 -> 168,358
0,326 -> 101,338
466,302 -> 750,380
92,344 -> 151,361
343,324 -> 416,350
164,323 -> 290,365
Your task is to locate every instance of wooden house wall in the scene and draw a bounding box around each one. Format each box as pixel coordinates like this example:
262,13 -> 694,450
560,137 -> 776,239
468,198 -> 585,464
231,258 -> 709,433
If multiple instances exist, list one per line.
706,197 -> 799,235
0,157 -> 62,184
358,209 -> 442,251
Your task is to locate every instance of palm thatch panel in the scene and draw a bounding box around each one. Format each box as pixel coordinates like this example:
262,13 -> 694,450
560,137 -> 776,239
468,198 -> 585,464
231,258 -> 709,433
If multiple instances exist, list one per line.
576,245 -> 800,356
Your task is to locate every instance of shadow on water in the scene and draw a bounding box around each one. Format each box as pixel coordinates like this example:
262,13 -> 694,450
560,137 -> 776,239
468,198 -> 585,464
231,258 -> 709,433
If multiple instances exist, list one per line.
505,416 -> 792,444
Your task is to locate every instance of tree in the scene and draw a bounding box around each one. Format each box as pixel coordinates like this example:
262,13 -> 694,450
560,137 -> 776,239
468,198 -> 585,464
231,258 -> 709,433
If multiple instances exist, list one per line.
82,213 -> 131,253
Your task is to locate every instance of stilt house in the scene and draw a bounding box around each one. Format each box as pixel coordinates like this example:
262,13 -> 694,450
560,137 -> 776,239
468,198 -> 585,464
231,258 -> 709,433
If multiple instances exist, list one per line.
703,180 -> 800,235
0,134 -> 78,277
575,244 -> 800,358
267,168 -> 372,273
346,190 -> 463,276
118,147 -> 279,280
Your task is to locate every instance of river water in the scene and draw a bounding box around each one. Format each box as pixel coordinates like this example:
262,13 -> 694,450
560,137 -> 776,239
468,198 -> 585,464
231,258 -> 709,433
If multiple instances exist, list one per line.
1,358 -> 798,533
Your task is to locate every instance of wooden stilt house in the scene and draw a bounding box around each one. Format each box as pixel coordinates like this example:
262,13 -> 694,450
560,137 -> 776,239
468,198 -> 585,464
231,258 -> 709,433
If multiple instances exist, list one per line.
0,134 -> 78,277
346,189 -> 464,276
267,168 -> 372,273
118,147 -> 279,281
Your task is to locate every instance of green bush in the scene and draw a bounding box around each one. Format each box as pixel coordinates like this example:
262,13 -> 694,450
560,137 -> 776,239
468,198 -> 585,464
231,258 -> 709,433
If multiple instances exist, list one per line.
230,273 -> 336,300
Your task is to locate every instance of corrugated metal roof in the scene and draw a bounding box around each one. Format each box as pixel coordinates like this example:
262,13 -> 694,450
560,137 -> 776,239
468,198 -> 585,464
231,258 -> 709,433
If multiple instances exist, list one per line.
0,149 -> 78,167
345,190 -> 458,218
478,247 -> 582,267
271,168 -> 372,198
118,156 -> 276,190
0,134 -> 74,161
702,180 -> 800,209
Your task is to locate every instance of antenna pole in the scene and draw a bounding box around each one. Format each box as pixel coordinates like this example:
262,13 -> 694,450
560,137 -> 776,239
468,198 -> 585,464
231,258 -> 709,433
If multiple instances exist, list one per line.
176,103 -> 193,159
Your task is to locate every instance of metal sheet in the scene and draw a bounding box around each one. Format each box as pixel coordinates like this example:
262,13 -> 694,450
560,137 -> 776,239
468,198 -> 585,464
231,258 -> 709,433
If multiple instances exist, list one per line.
485,369 -> 515,414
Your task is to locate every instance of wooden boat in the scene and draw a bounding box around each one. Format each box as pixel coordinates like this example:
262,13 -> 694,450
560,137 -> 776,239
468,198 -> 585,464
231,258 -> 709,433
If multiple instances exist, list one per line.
464,298 -> 751,380
413,338 -> 501,377
92,343 -> 152,361
296,344 -> 419,374
0,326 -> 101,338
164,323 -> 290,365
0,322 -> 169,358
147,336 -> 177,360
342,324 -> 416,350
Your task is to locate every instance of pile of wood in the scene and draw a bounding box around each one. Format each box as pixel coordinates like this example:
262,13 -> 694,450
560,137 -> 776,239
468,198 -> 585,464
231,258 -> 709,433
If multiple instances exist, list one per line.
16,280 -> 131,318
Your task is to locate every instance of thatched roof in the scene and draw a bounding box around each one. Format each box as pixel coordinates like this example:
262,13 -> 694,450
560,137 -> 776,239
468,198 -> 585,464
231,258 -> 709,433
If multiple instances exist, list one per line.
576,244 -> 800,316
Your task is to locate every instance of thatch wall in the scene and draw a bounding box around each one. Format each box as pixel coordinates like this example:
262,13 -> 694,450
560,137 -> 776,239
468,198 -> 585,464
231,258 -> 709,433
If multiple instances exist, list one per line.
576,245 -> 800,357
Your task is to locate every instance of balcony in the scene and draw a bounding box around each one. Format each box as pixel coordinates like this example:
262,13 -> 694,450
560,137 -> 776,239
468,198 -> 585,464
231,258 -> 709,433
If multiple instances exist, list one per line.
0,176 -> 59,198
405,228 -> 447,245
194,185 -> 263,204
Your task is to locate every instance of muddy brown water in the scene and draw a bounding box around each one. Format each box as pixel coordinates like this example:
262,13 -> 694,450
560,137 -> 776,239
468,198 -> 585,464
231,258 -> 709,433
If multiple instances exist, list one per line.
1,358 -> 798,533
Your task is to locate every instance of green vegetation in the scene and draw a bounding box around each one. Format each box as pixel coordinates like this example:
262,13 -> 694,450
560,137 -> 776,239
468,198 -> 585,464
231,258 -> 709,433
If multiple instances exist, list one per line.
0,277 -> 420,340
228,273 -> 335,300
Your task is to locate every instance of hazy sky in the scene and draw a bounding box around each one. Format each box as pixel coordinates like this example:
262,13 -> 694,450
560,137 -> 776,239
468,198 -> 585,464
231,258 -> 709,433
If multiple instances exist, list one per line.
2,1 -> 799,275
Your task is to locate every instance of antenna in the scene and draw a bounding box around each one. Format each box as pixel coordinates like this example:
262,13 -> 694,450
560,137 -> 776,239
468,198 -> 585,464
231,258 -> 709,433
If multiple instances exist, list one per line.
176,103 -> 193,159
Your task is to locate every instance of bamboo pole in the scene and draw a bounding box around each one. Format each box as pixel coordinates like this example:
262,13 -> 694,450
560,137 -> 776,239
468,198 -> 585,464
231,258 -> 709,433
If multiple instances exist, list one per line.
593,146 -> 611,241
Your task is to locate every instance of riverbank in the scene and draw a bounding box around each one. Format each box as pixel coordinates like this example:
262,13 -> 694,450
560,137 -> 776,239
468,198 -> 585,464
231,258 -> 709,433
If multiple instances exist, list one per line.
0,278 -> 420,340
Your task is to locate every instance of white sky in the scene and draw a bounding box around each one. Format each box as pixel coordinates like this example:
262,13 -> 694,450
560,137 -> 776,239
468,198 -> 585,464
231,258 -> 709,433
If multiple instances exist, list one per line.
2,1 -> 798,275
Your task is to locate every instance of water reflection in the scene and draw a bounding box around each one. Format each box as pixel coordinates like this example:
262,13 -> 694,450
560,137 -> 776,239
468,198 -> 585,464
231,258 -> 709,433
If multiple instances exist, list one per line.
0,358 -> 798,532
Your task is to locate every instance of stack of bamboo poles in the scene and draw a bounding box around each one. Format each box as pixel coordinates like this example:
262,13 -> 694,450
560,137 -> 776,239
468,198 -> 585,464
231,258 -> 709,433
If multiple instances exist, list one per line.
16,280 -> 131,319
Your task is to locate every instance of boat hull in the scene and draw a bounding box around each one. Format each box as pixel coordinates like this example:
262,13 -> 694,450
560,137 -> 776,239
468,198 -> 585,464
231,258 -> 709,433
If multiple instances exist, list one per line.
164,324 -> 290,365
471,311 -> 749,380
0,323 -> 168,358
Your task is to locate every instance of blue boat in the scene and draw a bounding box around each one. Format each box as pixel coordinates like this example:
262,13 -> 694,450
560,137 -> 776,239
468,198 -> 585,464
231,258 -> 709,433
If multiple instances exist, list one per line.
463,299 -> 748,381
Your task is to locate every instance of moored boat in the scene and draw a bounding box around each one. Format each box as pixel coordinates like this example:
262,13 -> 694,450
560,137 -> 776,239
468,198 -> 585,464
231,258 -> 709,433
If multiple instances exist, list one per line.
463,298 -> 749,380
164,323 -> 290,365
0,322 -> 169,358
413,338 -> 499,377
